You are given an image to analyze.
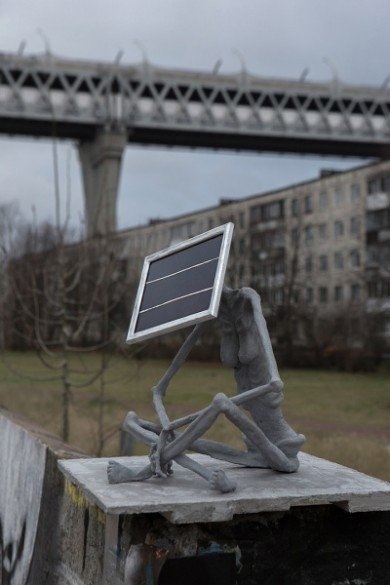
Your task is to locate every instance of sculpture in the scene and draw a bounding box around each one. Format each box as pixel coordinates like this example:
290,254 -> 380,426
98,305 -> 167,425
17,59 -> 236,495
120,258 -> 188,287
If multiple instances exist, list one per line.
108,286 -> 305,493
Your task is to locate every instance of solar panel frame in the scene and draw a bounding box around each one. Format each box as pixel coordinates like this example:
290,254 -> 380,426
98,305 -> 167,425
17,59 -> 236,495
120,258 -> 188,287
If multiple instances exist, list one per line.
126,222 -> 234,344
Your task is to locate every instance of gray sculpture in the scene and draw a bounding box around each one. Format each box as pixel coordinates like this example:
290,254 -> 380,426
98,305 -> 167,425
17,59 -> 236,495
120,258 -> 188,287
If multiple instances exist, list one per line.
108,286 -> 305,493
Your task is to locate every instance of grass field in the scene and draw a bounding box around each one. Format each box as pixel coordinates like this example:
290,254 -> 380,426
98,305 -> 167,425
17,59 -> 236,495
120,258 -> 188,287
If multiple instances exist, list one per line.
0,351 -> 389,481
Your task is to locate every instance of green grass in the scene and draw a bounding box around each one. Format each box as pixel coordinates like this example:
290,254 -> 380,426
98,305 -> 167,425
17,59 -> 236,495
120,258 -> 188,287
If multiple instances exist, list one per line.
0,351 -> 389,481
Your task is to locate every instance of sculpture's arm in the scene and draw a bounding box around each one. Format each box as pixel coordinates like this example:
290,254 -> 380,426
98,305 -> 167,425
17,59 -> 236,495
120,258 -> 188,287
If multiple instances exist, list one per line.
162,380 -> 279,432
231,378 -> 282,406
152,322 -> 207,429
160,393 -> 298,473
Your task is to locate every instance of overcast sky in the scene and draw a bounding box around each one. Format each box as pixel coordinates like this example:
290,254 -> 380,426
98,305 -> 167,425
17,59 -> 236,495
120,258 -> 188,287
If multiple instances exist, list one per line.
1,0 -> 389,230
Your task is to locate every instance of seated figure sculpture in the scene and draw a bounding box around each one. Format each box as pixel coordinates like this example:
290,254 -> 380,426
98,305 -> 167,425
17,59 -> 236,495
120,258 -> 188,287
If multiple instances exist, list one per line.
108,286 -> 305,493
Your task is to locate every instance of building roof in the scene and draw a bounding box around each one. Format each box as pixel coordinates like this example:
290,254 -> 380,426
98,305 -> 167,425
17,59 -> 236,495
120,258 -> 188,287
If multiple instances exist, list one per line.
115,158 -> 383,238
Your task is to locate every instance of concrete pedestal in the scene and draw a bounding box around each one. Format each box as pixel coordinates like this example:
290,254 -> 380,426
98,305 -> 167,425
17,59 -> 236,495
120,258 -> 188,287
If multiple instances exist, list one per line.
59,453 -> 390,584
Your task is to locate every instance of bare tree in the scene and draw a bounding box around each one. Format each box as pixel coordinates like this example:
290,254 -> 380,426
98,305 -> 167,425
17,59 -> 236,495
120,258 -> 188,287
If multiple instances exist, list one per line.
0,202 -> 24,349
3,220 -> 137,445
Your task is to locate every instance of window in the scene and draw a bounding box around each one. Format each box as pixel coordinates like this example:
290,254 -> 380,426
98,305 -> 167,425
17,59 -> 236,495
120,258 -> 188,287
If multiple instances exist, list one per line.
319,254 -> 328,271
367,172 -> 390,194
291,198 -> 299,217
368,281 -> 378,298
334,251 -> 344,270
368,177 -> 380,194
238,264 -> 245,281
259,229 -> 284,249
258,261 -> 267,276
382,280 -> 390,297
334,188 -> 344,207
334,285 -> 343,302
366,209 -> 390,231
319,287 -> 328,303
291,227 -> 299,245
268,201 -> 284,220
274,258 -> 285,275
238,238 -> 245,254
351,183 -> 360,202
334,220 -> 344,238
367,245 -> 379,265
275,230 -> 285,247
304,225 -> 314,244
250,201 -> 284,223
306,287 -> 313,302
267,259 -> 285,277
319,191 -> 328,210
350,249 -> 361,268
368,279 -> 390,298
208,218 -> 214,229
304,194 -> 313,214
169,221 -> 196,242
369,176 -> 383,194
239,212 -> 245,229
305,256 -> 313,273
274,288 -> 284,304
350,217 -> 360,236
318,223 -> 327,241
351,283 -> 361,301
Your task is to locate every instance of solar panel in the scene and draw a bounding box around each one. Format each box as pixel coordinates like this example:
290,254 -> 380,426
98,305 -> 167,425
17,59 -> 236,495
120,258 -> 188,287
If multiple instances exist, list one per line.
126,223 -> 234,344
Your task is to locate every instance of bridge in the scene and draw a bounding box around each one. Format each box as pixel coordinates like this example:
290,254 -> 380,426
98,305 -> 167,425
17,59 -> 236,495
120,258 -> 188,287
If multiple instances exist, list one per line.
1,52 -> 390,235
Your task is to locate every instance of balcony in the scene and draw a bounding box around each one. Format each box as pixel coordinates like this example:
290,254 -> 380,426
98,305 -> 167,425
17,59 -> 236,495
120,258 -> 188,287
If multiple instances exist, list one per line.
378,229 -> 390,242
367,298 -> 390,312
366,192 -> 390,211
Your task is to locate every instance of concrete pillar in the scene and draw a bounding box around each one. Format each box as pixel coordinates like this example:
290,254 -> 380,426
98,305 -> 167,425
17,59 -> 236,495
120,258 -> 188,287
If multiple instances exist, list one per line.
78,128 -> 127,237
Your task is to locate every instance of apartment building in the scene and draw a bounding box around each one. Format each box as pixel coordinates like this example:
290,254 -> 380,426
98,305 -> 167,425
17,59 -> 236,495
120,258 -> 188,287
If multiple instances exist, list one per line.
113,160 -> 390,345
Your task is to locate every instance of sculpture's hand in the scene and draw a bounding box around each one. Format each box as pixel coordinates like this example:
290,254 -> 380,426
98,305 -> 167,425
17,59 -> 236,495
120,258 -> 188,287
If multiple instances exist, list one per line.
149,429 -> 174,478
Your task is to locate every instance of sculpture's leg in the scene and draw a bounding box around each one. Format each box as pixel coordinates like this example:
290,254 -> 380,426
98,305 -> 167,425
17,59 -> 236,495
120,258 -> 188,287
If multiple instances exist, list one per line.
173,454 -> 236,493
214,394 -> 299,472
107,412 -> 157,484
107,461 -> 154,484
190,437 -> 269,467
161,394 -> 298,473
107,412 -> 236,491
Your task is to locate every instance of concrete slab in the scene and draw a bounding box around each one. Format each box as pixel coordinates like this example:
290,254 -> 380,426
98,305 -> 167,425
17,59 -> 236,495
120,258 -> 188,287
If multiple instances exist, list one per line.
59,453 -> 390,524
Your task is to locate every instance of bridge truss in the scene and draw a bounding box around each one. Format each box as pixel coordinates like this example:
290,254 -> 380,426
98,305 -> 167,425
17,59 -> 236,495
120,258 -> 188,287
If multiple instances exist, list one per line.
1,53 -> 390,234
1,53 -> 390,157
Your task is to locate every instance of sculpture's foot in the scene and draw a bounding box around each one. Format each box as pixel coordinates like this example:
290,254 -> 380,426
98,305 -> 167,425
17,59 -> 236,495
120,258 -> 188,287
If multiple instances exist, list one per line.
151,460 -> 174,479
277,434 -> 306,459
107,461 -> 152,484
209,469 -> 236,493
149,441 -> 174,478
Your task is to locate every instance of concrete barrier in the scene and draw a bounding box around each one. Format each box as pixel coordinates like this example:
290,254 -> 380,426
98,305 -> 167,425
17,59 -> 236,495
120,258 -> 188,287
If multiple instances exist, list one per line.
60,453 -> 390,584
1,408 -> 390,584
0,408 -> 97,585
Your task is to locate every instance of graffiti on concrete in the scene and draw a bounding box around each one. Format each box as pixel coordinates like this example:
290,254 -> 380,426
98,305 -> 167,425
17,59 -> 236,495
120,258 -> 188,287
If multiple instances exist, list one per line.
0,412 -> 46,585
0,518 -> 26,584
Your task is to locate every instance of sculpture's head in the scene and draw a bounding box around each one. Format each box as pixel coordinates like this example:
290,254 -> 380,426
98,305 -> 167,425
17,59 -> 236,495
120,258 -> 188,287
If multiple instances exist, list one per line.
218,287 -> 263,368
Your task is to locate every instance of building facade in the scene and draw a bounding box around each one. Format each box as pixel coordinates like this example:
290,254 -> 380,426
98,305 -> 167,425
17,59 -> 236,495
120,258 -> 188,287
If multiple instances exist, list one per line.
113,160 -> 390,356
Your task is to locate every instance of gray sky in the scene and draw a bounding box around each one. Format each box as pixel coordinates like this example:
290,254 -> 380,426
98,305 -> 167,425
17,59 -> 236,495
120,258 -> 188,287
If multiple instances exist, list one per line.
1,0 -> 388,230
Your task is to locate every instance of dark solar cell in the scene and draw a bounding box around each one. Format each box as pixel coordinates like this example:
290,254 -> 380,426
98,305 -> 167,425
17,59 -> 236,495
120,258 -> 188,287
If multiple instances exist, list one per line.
140,258 -> 218,311
147,235 -> 222,281
127,223 -> 233,343
135,289 -> 213,332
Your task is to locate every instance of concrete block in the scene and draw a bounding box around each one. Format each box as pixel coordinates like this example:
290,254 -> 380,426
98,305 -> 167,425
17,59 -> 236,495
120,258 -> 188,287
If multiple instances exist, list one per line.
59,452 -> 390,524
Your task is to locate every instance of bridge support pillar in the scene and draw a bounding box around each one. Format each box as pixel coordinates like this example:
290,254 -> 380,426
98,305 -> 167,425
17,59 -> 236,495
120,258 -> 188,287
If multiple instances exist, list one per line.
78,128 -> 127,237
